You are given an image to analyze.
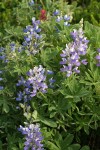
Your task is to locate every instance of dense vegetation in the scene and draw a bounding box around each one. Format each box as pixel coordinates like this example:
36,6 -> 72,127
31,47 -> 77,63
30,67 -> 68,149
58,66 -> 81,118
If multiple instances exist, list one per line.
0,0 -> 100,150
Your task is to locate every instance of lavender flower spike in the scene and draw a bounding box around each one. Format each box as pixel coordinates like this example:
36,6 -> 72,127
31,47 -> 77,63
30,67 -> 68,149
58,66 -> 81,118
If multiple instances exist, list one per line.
18,123 -> 44,150
60,28 -> 89,77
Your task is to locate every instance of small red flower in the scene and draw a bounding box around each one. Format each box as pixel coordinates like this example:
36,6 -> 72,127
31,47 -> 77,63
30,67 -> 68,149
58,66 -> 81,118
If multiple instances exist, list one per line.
40,9 -> 47,21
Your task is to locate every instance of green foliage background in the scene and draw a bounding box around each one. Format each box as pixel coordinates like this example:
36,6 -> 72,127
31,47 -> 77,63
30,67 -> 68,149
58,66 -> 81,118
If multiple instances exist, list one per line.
0,0 -> 100,150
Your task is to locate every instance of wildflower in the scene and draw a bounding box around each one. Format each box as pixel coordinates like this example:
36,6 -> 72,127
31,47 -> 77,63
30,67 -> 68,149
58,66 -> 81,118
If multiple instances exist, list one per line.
18,123 -> 44,150
0,86 -> 3,90
16,91 -> 23,101
47,70 -> 54,75
96,48 -> 100,66
60,28 -> 89,77
53,9 -> 59,16
16,65 -> 48,102
10,42 -> 16,51
16,76 -> 26,86
81,59 -> 88,65
27,65 -> 48,97
40,9 -> 47,21
64,15 -> 70,21
56,16 -> 63,22
23,17 -> 42,55
49,77 -> 55,88
53,10 -> 71,26
0,55 -> 5,60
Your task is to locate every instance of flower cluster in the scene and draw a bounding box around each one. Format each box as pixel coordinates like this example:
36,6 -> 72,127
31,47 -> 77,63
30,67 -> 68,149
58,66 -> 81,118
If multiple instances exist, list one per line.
96,48 -> 100,66
53,9 -> 71,26
23,17 -> 42,55
16,65 -> 48,102
18,123 -> 44,150
60,28 -> 89,77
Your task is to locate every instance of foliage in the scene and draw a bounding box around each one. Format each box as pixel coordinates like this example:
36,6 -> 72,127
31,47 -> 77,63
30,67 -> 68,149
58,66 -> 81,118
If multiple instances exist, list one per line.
73,0 -> 100,26
0,0 -> 100,150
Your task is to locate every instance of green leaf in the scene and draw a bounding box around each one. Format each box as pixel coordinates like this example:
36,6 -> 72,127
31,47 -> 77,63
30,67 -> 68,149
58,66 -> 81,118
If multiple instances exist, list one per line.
85,72 -> 93,82
0,96 -> 9,113
46,141 -> 60,150
84,21 -> 100,45
94,68 -> 100,81
32,110 -> 38,120
84,126 -> 89,135
68,144 -> 81,150
62,134 -> 74,148
3,102 -> 9,113
40,117 -> 57,128
80,145 -> 90,150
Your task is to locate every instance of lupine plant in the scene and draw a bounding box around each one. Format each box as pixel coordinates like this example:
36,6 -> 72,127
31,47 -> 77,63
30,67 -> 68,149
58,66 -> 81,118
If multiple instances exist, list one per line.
18,123 -> 44,150
0,0 -> 100,150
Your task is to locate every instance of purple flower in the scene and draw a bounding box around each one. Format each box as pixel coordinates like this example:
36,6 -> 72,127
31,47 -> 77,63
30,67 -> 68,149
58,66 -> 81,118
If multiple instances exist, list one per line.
16,76 -> 26,86
73,67 -> 80,73
16,65 -> 48,102
81,59 -> 88,65
47,70 -> 54,75
96,55 -> 100,60
64,22 -> 70,26
53,10 -> 59,16
10,43 -> 16,51
48,77 -> 56,88
0,86 -> 3,90
56,16 -> 63,22
18,123 -> 44,150
16,91 -> 23,101
64,15 -> 70,21
0,55 -> 5,60
96,48 -> 100,66
34,25 -> 41,33
97,63 -> 100,66
22,17 -> 42,55
97,48 -> 100,53
60,28 -> 89,77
